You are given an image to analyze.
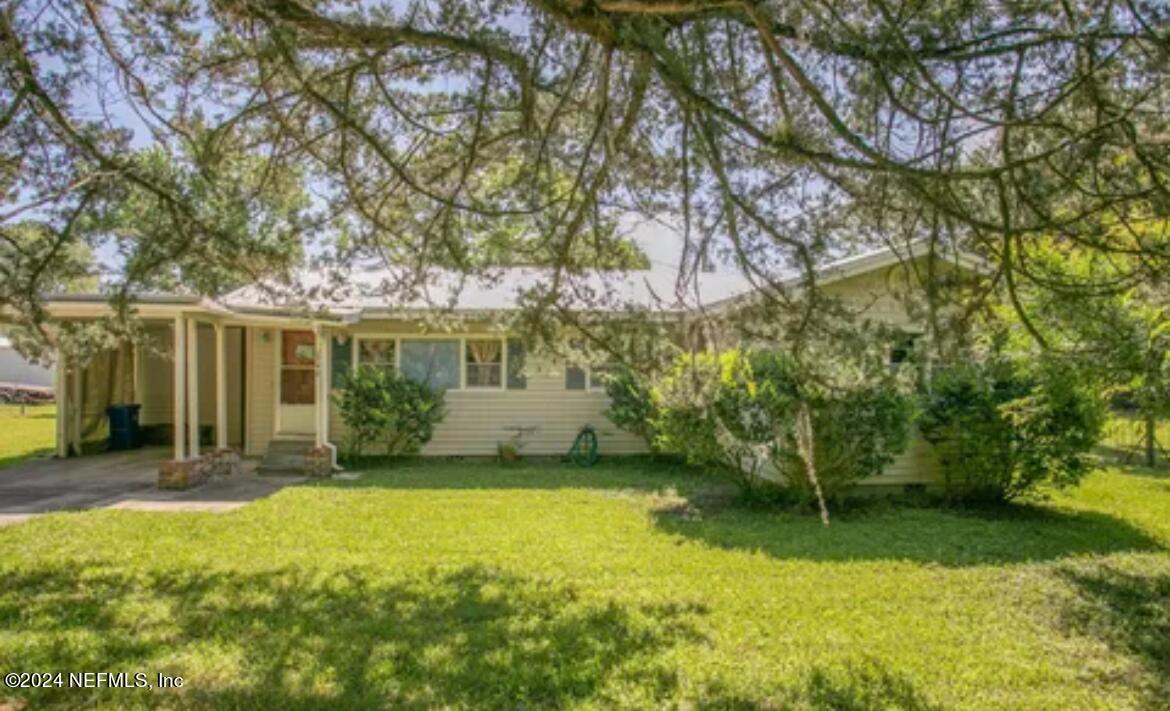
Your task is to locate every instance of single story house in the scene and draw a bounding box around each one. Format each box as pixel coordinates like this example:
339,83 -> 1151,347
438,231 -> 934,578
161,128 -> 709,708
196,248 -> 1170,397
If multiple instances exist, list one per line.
40,239 -> 986,487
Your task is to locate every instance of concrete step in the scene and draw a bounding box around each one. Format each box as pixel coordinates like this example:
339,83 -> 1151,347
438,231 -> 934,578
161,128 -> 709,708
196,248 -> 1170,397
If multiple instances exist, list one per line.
259,439 -> 313,475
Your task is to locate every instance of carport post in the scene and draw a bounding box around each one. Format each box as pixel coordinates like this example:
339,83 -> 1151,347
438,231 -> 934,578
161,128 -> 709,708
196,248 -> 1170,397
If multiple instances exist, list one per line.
186,318 -> 199,459
314,325 -> 327,449
215,322 -> 227,450
173,316 -> 186,461
54,348 -> 67,458
70,355 -> 81,456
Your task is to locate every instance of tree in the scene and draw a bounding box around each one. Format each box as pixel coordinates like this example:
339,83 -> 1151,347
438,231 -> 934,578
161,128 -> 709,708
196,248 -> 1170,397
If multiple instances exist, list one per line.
2,1 -> 1169,363
998,234 -> 1170,466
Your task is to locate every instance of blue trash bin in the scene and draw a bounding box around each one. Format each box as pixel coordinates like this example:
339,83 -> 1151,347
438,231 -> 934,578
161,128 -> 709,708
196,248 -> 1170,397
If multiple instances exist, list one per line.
106,404 -> 143,450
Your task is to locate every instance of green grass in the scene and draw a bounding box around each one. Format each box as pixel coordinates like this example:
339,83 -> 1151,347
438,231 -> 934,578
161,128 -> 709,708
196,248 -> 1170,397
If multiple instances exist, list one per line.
0,403 -> 55,469
0,459 -> 1168,709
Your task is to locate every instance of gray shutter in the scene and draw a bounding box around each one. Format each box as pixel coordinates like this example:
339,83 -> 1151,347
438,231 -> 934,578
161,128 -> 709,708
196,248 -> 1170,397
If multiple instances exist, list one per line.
565,365 -> 586,390
331,336 -> 352,388
506,339 -> 527,390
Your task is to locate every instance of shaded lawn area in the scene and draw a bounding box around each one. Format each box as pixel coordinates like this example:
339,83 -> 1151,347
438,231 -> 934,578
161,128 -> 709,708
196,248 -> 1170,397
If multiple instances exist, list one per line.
0,403 -> 55,469
0,460 -> 1168,709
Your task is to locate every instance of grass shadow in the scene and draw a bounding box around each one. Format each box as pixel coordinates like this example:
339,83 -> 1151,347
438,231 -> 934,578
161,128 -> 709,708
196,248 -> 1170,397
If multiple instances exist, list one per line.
1057,561 -> 1170,706
322,459 -> 1164,567
701,659 -> 942,710
653,501 -> 1164,567
0,563 -> 704,709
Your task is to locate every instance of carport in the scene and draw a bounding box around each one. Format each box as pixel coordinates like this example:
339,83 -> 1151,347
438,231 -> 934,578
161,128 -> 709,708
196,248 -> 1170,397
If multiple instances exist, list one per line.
0,447 -> 298,526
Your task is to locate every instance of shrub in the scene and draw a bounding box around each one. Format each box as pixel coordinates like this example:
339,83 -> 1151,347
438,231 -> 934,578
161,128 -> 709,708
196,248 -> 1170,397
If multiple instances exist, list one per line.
651,349 -> 913,506
776,379 -> 915,506
603,366 -> 660,452
652,351 -> 739,474
334,366 -> 447,460
919,357 -> 1104,503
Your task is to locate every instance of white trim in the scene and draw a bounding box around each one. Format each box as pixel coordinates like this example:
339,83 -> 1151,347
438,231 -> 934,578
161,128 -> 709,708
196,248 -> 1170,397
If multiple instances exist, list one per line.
243,326 -> 250,455
463,337 -> 505,391
352,334 -> 396,375
173,316 -> 186,460
275,327 -> 318,437
346,333 -> 513,393
54,349 -> 67,458
132,342 -> 143,405
215,323 -> 227,450
273,328 -> 280,435
70,356 -> 81,456
186,318 -> 199,459
314,324 -> 327,449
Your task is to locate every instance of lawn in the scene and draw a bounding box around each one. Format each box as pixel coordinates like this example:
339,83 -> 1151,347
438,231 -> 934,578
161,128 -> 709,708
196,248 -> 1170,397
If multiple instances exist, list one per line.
0,403 -> 56,469
0,460 -> 1167,709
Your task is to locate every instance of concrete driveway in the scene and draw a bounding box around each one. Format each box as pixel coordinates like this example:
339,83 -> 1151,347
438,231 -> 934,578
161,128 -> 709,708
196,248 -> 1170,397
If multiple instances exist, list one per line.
0,448 -> 304,526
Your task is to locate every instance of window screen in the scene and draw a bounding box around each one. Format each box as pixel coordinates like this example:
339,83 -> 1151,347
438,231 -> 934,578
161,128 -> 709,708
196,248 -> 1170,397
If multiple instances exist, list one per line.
358,339 -> 396,371
400,340 -> 460,390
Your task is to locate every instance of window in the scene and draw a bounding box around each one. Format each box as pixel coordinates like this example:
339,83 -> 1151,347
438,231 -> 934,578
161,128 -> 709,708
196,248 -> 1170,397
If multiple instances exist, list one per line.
565,365 -> 586,390
280,330 -> 315,405
465,339 -> 502,388
400,340 -> 460,390
889,333 -> 921,368
358,338 -> 396,372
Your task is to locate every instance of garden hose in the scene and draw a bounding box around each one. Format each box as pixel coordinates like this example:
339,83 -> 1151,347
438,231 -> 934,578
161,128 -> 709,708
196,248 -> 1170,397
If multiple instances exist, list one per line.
567,425 -> 600,467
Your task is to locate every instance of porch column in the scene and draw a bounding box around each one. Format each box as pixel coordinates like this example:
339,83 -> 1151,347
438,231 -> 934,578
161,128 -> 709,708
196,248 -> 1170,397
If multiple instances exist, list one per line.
215,323 -> 227,450
54,348 -> 67,458
173,316 -> 186,460
70,355 -> 82,456
132,341 -> 143,404
187,319 -> 200,459
314,325 -> 328,449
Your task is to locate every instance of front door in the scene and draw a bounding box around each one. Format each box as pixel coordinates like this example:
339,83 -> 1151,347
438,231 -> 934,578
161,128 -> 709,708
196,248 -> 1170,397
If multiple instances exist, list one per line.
279,330 -> 316,435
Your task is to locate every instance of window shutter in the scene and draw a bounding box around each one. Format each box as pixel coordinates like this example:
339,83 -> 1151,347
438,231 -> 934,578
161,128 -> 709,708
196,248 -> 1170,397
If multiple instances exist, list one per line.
506,339 -> 527,390
331,336 -> 352,388
565,365 -> 586,390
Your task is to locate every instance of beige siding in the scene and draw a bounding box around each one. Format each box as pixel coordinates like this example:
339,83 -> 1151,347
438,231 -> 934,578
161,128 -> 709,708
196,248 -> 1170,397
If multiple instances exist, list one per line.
815,261 -> 948,485
424,354 -> 644,456
325,336 -> 647,457
863,434 -> 942,487
823,266 -> 917,329
246,326 -> 277,456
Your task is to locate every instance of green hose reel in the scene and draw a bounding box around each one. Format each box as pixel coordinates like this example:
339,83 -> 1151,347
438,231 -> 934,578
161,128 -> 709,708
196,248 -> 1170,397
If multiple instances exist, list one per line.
567,425 -> 600,467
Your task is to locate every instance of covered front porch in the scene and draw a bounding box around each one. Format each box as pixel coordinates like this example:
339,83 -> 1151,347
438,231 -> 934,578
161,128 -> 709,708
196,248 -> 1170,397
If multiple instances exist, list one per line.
49,303 -> 338,485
